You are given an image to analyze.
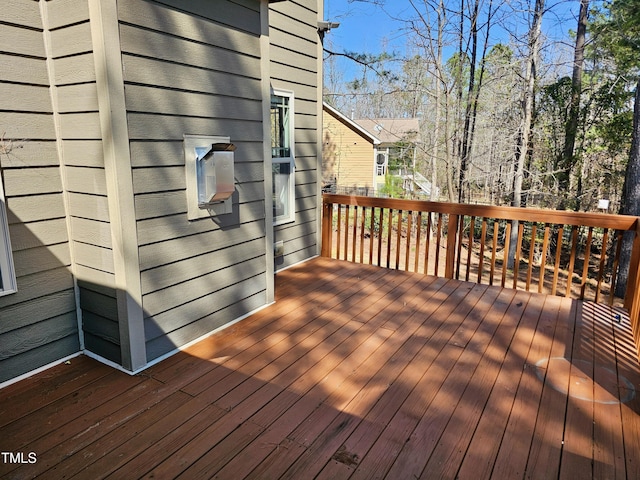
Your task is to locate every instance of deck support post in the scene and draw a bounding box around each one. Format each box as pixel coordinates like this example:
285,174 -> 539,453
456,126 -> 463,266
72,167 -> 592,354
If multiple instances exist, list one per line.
445,214 -> 459,279
321,200 -> 333,257
625,221 -> 640,355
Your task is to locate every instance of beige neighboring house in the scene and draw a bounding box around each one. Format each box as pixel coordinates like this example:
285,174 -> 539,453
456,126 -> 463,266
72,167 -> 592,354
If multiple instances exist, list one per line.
322,102 -> 380,195
323,103 -> 423,195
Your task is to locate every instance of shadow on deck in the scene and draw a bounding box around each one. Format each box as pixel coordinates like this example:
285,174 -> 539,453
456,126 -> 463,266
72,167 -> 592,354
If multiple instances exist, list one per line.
1,257 -> 639,479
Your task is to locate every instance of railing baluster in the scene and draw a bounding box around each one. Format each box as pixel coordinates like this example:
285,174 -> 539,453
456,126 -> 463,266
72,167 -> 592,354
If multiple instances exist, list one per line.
580,227 -> 594,299
369,207 -> 375,265
478,218 -> 487,284
595,228 -> 609,303
344,205 -> 351,261
610,230 -> 624,306
502,222 -> 511,288
424,212 -> 432,275
514,222 -> 524,290
565,226 -> 579,297
336,204 -> 343,260
455,216 -> 464,280
359,206 -> 366,263
466,217 -> 475,282
526,223 -> 537,291
386,208 -> 393,268
539,224 -> 550,293
490,220 -> 499,285
624,226 -> 640,345
415,211 -> 422,273
551,226 -> 564,296
395,210 -> 402,269
435,213 -> 443,276
406,212 -> 413,271
352,206 -> 358,262
377,207 -> 384,267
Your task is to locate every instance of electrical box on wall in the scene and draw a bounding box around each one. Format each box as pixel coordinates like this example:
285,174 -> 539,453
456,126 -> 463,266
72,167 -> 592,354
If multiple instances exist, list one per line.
184,135 -> 235,219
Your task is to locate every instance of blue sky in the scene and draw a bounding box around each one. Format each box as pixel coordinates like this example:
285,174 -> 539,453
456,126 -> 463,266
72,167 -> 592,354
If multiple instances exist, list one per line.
323,1 -> 411,64
323,0 -> 581,82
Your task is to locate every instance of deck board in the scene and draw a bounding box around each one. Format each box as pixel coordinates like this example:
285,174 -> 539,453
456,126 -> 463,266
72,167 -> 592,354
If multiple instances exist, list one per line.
1,257 -> 639,480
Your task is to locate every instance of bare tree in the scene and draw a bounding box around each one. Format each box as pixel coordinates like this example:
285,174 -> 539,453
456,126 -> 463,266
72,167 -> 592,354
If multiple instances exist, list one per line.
559,0 -> 589,209
508,0 -> 545,267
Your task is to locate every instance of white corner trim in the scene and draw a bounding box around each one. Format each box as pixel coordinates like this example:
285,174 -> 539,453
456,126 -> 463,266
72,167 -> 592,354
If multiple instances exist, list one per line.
88,0 -> 146,371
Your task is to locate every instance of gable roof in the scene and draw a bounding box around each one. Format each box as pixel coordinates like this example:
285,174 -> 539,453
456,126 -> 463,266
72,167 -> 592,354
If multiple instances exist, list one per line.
354,118 -> 420,145
323,102 -> 381,145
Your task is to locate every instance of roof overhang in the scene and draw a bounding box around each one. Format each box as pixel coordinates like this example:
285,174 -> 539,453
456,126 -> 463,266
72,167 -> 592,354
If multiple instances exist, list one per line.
323,102 -> 381,145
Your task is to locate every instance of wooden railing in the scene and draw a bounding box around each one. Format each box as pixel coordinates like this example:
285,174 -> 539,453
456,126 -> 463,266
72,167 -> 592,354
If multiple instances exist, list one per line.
321,194 -> 640,351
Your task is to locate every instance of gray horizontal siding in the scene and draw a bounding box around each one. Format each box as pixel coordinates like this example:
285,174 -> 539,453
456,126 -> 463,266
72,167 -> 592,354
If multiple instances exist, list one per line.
143,255 -> 266,317
3,0 -> 42,29
78,280 -> 120,364
46,0 -> 90,29
118,0 -> 260,56
126,115 -> 263,142
141,237 -> 266,294
145,275 -> 266,358
84,331 -> 121,364
0,288 -> 77,336
42,0 -> 118,364
135,182 -> 265,220
50,22 -> 92,58
270,0 -> 320,270
0,313 -> 78,362
0,24 -> 45,57
6,194 -> 66,224
0,335 -> 80,384
0,54 -> 49,86
138,219 -> 266,270
117,0 -> 269,361
145,288 -> 266,362
11,218 -> 69,252
146,0 -> 261,34
122,56 -> 262,100
124,85 -> 262,120
53,54 -> 96,85
0,3 -> 81,383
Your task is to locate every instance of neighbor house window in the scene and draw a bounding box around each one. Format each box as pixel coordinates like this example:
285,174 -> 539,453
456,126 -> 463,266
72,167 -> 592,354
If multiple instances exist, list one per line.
271,90 -> 295,225
0,175 -> 16,296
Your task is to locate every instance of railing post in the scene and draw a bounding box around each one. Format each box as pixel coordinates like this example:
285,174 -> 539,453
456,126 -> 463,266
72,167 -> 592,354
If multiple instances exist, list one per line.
445,214 -> 459,279
624,222 -> 640,351
321,200 -> 334,258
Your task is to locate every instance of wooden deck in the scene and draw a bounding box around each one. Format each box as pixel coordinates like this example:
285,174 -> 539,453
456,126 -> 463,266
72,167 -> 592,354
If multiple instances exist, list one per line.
1,257 -> 639,479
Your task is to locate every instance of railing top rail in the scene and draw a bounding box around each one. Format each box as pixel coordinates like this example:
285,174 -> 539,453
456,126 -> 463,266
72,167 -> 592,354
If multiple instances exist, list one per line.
322,193 -> 640,231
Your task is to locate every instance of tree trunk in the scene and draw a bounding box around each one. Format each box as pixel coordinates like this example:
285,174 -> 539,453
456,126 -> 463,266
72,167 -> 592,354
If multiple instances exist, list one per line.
458,0 -> 480,203
445,92 -> 456,202
615,78 -> 640,297
431,0 -> 445,202
508,0 -> 544,268
559,0 -> 589,209
453,0 -> 465,202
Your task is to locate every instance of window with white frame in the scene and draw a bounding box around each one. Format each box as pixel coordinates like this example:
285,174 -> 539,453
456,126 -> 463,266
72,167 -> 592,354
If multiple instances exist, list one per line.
0,175 -> 17,296
271,90 -> 295,225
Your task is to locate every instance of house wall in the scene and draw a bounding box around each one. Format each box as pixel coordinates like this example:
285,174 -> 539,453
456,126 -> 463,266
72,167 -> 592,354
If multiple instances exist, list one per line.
116,0 -> 270,362
0,0 -> 80,383
45,0 -> 123,364
0,0 -> 323,383
270,0 -> 322,270
323,109 -> 376,191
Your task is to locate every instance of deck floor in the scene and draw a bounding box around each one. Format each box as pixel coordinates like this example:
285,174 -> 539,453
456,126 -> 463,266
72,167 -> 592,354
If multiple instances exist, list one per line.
1,257 -> 639,479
